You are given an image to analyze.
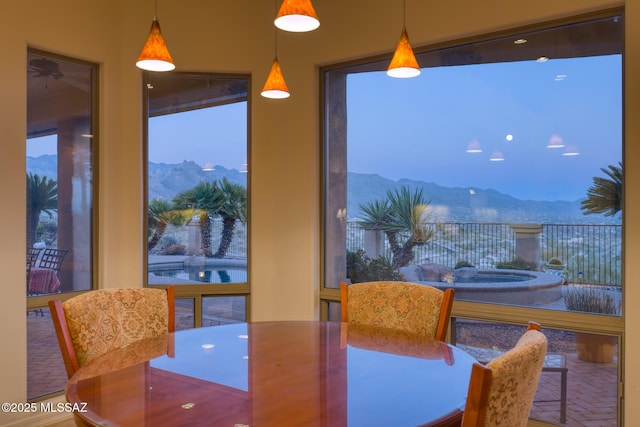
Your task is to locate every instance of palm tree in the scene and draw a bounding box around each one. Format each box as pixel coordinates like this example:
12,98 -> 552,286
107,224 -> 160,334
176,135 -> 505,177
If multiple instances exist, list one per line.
358,186 -> 434,270
26,173 -> 57,250
148,198 -> 192,251
581,162 -> 622,217
212,178 -> 247,258
173,182 -> 222,257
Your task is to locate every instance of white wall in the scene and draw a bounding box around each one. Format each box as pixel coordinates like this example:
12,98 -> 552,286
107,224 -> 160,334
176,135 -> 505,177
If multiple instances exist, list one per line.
1,0 -> 637,425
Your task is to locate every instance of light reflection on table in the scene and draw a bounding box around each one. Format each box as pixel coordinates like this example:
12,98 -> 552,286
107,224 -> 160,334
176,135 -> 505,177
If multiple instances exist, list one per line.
67,321 -> 477,427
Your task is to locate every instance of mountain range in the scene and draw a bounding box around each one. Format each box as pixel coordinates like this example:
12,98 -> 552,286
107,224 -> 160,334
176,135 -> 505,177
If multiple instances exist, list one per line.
27,155 -> 619,224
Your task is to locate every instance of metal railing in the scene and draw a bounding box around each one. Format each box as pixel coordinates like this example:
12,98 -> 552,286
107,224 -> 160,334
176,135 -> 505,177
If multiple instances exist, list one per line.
346,221 -> 622,287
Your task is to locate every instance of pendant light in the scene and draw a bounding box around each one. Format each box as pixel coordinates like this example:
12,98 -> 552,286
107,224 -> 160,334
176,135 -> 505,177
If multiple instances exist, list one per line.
262,2 -> 291,99
387,0 -> 420,78
261,58 -> 290,99
274,0 -> 320,32
136,0 -> 175,72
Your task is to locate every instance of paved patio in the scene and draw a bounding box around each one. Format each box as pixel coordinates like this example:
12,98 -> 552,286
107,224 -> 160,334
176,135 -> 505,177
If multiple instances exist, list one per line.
28,310 -> 619,427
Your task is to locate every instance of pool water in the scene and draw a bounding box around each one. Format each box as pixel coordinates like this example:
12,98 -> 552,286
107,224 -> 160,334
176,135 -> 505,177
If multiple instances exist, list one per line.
153,267 -> 247,284
454,273 -> 531,284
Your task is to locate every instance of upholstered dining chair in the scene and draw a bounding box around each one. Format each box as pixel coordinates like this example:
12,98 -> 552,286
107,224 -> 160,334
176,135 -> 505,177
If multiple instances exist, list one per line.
340,281 -> 455,341
461,321 -> 548,427
49,286 -> 175,378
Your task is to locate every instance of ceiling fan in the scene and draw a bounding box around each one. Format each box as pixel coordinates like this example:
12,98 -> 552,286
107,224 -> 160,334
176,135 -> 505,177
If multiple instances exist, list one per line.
28,56 -> 90,92
28,58 -> 65,80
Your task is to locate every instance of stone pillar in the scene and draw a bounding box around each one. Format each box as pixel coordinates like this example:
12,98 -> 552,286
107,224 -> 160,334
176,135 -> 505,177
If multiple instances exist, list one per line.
363,229 -> 385,259
324,72 -> 348,288
57,117 -> 92,292
188,217 -> 202,255
510,224 -> 543,267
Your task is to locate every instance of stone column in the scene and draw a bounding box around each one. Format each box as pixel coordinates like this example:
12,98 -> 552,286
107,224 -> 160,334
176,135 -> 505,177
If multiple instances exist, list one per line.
188,218 -> 202,255
510,224 -> 543,267
363,229 -> 385,259
324,72 -> 348,288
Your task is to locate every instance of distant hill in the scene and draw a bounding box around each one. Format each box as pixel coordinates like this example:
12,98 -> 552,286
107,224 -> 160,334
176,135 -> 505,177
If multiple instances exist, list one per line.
26,154 -> 58,178
148,161 -> 247,200
27,155 -> 619,224
27,156 -> 247,201
347,173 -> 618,224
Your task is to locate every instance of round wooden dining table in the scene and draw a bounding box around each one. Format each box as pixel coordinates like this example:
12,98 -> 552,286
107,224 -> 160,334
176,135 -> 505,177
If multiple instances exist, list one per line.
66,321 -> 477,427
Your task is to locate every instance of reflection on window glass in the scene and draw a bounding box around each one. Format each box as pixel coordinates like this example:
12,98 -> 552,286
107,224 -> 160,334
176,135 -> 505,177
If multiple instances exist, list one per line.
176,298 -> 196,330
202,296 -> 246,327
26,50 -> 95,296
451,318 -> 619,426
324,15 -> 622,314
26,49 -> 96,399
146,74 -> 249,286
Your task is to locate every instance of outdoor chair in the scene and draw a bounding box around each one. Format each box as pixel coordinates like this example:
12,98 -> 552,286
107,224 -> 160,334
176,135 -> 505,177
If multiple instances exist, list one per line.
27,249 -> 67,314
26,248 -> 43,278
340,281 -> 455,341
26,248 -> 45,315
461,321 -> 548,427
37,248 -> 68,272
49,286 -> 175,378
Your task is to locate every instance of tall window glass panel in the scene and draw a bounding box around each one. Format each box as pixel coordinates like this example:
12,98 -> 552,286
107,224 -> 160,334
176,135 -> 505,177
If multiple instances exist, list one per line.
323,13 -> 623,427
324,15 -> 622,315
26,48 -> 97,398
145,73 -> 250,325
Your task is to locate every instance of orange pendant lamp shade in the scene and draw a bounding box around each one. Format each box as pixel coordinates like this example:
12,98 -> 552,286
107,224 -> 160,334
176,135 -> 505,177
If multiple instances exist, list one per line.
274,0 -> 320,32
387,27 -> 421,78
261,58 -> 290,99
136,18 -> 175,72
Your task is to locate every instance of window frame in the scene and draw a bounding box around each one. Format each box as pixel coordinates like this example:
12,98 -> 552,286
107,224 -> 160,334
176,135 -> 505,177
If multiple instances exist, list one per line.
142,71 -> 252,327
26,47 -> 99,312
319,10 -> 625,423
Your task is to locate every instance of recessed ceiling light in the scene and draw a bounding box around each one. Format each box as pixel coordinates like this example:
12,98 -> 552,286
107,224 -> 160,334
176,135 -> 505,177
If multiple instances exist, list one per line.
466,139 -> 482,153
490,150 -> 505,161
536,56 -> 549,63
514,39 -> 527,45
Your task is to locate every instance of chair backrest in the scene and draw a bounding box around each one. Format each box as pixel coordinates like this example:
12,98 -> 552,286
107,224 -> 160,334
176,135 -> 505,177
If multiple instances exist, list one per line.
340,281 -> 455,341
27,248 -> 43,270
26,248 -> 43,284
38,248 -> 68,272
461,321 -> 548,427
49,286 -> 175,378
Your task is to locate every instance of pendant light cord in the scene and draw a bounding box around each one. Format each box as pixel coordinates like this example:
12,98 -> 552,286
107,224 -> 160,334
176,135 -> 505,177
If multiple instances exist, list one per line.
403,0 -> 406,28
274,0 -> 279,58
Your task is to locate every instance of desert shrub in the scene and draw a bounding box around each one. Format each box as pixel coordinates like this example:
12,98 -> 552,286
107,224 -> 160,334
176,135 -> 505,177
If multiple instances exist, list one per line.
564,285 -> 620,315
346,249 -> 403,283
455,260 -> 474,269
495,257 -> 538,271
162,243 -> 186,255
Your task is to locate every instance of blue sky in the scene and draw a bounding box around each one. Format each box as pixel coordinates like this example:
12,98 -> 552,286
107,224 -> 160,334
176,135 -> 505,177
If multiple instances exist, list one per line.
347,55 -> 622,201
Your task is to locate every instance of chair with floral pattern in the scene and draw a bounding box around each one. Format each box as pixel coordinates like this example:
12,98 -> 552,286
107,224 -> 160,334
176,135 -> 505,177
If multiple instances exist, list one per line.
49,286 -> 175,378
340,281 -> 455,341
461,321 -> 548,427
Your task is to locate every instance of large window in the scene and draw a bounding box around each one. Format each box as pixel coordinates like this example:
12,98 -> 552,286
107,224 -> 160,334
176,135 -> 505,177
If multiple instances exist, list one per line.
26,48 -> 97,399
323,12 -> 623,427
145,73 -> 250,327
